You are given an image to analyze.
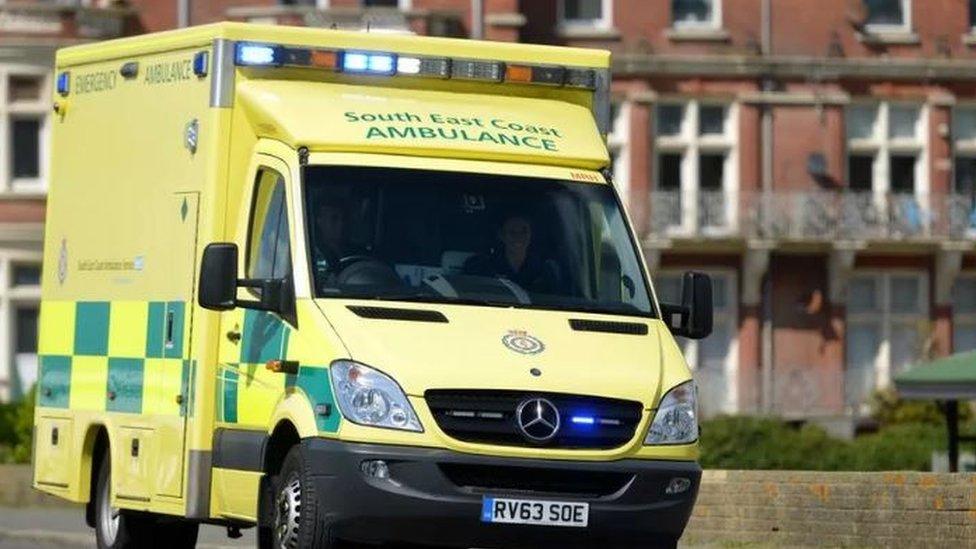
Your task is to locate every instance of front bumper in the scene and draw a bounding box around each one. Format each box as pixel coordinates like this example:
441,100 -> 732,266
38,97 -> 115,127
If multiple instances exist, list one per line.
305,439 -> 701,548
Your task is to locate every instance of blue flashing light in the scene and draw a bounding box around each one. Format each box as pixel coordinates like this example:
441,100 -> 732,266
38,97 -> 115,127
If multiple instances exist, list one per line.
56,72 -> 70,96
235,43 -> 278,66
368,54 -> 395,74
571,416 -> 596,426
342,51 -> 397,75
342,52 -> 369,72
193,51 -> 209,77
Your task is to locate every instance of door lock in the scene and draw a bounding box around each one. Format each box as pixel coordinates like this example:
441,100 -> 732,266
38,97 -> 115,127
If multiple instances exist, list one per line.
226,329 -> 241,343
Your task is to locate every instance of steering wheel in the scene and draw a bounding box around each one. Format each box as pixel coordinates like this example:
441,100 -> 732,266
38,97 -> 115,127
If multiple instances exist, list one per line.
329,254 -> 375,275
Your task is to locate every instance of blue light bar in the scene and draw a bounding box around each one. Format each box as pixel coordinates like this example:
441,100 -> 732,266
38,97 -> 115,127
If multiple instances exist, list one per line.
342,51 -> 397,75
571,416 -> 595,425
56,71 -> 70,96
235,43 -> 279,66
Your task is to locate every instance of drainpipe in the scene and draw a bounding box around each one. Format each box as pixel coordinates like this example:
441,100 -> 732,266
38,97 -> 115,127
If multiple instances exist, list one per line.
760,0 -> 774,413
178,0 -> 191,28
471,0 -> 484,39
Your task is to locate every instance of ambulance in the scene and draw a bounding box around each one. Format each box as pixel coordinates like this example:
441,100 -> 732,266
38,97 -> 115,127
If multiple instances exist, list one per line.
33,22 -> 713,549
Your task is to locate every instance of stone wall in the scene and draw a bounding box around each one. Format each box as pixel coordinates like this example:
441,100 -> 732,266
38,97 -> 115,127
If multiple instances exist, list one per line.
685,470 -> 976,547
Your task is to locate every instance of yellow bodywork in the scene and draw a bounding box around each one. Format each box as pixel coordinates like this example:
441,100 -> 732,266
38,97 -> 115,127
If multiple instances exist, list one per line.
34,22 -> 696,526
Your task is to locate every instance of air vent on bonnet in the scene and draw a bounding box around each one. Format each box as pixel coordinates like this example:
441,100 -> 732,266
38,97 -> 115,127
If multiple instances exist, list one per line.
568,319 -> 648,335
347,306 -> 448,323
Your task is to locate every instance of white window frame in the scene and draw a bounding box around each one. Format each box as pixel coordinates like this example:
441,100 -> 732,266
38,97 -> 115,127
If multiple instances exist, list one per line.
655,269 -> 738,416
864,0 -> 912,34
846,270 -> 929,413
653,99 -> 739,236
951,105 -> 976,237
0,251 -> 42,403
557,0 -> 612,30
0,66 -> 51,195
671,0 -> 722,30
953,273 -> 976,353
608,99 -> 631,200
846,101 -> 929,220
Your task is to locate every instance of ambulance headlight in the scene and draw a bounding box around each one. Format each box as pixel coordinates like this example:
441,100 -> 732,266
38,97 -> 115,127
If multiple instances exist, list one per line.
330,360 -> 422,432
644,381 -> 698,445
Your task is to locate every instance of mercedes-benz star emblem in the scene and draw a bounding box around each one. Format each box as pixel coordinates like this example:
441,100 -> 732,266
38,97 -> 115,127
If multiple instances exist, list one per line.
516,398 -> 561,443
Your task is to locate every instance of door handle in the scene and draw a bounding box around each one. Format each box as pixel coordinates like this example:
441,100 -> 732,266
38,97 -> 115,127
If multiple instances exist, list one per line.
226,329 -> 241,344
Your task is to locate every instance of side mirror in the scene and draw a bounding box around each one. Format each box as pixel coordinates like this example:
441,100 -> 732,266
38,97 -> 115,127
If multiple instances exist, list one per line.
199,243 -> 238,311
198,243 -> 294,323
660,271 -> 713,340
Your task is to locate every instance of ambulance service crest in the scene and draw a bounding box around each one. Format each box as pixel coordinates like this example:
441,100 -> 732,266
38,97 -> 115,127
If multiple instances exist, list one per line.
502,329 -> 545,355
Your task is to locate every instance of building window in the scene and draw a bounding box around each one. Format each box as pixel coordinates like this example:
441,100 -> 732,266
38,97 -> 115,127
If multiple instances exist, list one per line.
1,70 -> 49,193
3,260 -> 41,401
559,0 -> 610,28
653,100 -> 736,234
655,270 -> 737,416
846,102 -> 927,234
970,0 -> 976,31
864,0 -> 911,33
846,272 -> 928,413
12,264 -> 40,287
672,0 -> 721,29
952,107 -> 976,235
954,275 -> 976,353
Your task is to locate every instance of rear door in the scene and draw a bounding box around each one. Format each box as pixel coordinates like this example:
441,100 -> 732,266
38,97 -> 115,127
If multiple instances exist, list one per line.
148,192 -> 200,498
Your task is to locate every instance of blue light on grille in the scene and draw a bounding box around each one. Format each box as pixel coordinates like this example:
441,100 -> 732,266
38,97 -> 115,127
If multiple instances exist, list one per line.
571,416 -> 596,425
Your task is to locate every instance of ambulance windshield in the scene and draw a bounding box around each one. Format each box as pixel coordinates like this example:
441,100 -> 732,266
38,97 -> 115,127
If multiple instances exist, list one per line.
304,166 -> 654,317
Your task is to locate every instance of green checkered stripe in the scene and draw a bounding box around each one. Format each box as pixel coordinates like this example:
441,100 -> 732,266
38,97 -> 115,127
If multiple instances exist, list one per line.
37,300 -> 194,417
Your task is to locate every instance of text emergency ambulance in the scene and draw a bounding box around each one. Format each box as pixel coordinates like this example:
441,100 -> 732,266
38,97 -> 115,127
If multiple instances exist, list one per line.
33,22 -> 714,549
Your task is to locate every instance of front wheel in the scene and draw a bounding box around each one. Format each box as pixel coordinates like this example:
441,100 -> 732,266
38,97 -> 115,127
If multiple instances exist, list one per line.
259,442 -> 346,549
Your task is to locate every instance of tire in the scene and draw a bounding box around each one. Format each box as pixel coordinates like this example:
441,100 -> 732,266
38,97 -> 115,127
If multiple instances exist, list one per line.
261,441 -> 342,549
93,454 -> 199,549
93,457 -> 153,549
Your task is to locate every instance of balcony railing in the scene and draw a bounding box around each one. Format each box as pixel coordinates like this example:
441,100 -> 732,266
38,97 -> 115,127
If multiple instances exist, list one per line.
646,190 -> 976,242
0,2 -> 132,40
225,5 -> 464,37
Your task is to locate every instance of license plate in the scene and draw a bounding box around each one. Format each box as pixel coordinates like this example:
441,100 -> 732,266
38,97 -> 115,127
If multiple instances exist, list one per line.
481,497 -> 589,527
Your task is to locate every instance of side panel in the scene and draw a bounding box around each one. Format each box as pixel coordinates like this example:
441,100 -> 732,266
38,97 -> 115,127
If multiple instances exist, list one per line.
36,43 -> 214,510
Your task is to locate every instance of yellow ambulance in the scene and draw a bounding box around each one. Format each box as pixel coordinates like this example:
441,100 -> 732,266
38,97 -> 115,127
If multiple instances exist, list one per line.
34,22 -> 713,549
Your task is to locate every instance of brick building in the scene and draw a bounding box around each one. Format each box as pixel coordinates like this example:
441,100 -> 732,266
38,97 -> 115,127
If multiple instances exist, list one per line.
2,0 -> 975,434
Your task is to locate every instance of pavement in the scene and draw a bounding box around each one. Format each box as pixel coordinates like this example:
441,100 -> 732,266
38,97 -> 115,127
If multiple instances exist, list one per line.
0,506 -> 723,549
0,506 -> 254,549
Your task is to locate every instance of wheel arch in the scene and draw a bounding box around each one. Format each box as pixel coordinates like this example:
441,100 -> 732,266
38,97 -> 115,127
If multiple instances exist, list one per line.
82,424 -> 110,528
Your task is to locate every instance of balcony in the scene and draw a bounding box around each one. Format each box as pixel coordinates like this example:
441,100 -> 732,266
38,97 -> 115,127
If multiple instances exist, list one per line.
0,2 -> 133,44
225,5 -> 465,37
646,190 -> 976,245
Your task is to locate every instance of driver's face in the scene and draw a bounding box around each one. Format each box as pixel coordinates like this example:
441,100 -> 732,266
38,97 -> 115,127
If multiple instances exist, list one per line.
500,216 -> 531,255
316,205 -> 344,245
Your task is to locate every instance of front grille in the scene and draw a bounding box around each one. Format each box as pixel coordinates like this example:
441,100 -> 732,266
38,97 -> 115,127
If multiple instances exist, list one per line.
439,463 -> 634,497
425,390 -> 643,449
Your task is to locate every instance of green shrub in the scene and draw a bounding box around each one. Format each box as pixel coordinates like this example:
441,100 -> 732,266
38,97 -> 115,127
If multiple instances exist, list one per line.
869,387 -> 972,427
0,386 -> 36,464
12,387 -> 35,463
700,415 -> 949,472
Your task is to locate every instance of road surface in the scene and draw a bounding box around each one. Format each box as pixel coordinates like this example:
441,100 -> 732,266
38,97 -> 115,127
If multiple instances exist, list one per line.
0,506 -> 720,548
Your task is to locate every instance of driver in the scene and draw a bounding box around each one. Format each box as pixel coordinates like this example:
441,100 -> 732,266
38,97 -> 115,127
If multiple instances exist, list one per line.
312,201 -> 351,266
463,212 -> 561,293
